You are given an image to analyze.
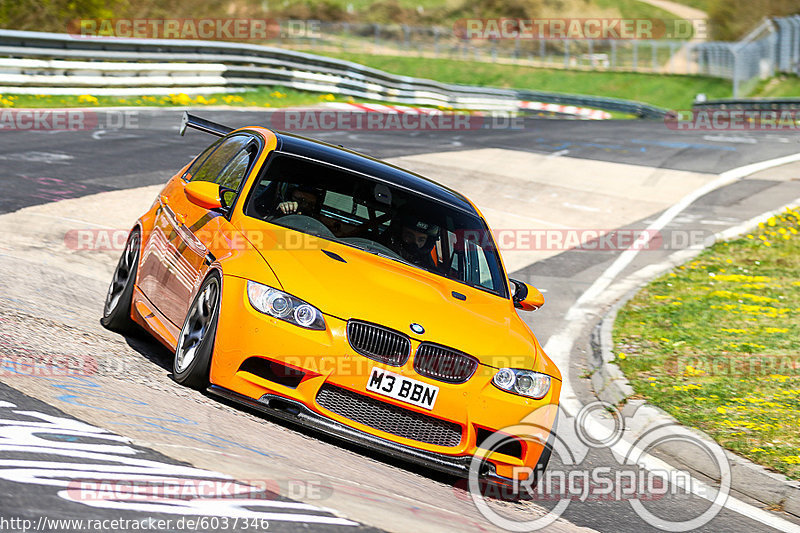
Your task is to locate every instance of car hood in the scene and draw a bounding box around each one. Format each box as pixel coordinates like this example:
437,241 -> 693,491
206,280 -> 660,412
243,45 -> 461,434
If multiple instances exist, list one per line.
239,222 -> 552,373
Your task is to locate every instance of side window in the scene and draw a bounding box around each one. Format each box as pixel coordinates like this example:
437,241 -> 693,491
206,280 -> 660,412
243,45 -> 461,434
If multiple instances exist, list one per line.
216,146 -> 255,206
475,246 -> 493,288
191,135 -> 250,184
182,140 -> 220,181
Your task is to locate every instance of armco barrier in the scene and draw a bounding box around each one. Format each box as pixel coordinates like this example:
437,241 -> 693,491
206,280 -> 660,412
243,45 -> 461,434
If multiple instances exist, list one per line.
0,29 -> 668,117
693,98 -> 800,111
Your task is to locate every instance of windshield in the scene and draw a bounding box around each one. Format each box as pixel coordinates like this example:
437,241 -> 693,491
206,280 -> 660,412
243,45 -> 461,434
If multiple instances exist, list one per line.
244,153 -> 508,297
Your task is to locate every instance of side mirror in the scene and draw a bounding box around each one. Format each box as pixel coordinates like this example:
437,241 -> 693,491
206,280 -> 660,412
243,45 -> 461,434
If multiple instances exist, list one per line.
185,181 -> 223,210
509,278 -> 544,311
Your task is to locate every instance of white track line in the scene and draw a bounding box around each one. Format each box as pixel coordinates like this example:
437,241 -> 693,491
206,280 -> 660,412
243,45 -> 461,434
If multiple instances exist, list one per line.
566,151 -> 800,318
544,151 -> 800,532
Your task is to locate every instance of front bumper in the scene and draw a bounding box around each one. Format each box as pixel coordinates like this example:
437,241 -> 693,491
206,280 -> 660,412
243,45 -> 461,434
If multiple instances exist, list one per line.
211,275 -> 560,479
208,385 -> 551,486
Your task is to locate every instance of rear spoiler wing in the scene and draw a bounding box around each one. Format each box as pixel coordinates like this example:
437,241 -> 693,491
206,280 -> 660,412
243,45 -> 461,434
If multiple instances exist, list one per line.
179,112 -> 234,137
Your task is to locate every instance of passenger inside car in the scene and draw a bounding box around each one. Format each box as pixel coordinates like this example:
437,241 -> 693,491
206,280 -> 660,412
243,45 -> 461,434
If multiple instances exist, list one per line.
385,211 -> 440,270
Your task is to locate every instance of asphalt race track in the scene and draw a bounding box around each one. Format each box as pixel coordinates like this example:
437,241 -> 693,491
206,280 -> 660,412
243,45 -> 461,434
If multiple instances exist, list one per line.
1,109 -> 800,533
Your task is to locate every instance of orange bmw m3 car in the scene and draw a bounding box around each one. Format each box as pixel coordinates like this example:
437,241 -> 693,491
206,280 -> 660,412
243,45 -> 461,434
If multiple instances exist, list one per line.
102,113 -> 561,486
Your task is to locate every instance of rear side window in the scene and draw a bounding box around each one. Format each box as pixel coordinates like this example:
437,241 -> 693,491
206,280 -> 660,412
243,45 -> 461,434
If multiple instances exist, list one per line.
191,135 -> 250,184
182,140 -> 220,181
217,148 -> 254,190
216,146 -> 257,206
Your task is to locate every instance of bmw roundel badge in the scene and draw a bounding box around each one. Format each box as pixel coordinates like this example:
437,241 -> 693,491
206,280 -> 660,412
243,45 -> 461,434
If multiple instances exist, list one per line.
410,323 -> 425,335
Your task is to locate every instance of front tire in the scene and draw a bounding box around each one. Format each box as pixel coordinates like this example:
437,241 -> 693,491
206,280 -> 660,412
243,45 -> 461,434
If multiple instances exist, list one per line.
173,272 -> 221,389
101,229 -> 140,333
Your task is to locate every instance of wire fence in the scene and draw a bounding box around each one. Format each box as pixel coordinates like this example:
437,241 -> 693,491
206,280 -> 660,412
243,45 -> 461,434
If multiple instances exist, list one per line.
273,17 -> 800,97
279,22 -> 699,74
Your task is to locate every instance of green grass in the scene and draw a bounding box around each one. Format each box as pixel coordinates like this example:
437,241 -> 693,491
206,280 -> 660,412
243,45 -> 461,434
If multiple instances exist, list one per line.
5,55 -> 797,115
318,52 -> 732,109
593,0 -> 681,22
751,75 -> 800,99
273,0 -> 678,25
657,0 -> 709,11
614,207 -> 800,480
0,87 -> 341,109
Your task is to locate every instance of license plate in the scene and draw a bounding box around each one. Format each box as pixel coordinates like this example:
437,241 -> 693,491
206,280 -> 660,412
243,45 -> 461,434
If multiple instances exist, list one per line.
366,367 -> 439,410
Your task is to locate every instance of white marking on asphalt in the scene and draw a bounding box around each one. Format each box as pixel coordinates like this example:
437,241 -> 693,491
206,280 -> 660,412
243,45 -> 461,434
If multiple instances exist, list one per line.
545,151 -> 800,532
699,219 -> 739,225
566,151 -> 800,315
0,406 -> 360,526
23,212 -> 115,229
715,198 -> 800,241
92,130 -> 106,140
0,151 -> 73,163
548,149 -> 570,157
479,206 -> 573,229
562,202 -> 602,212
702,135 -> 757,144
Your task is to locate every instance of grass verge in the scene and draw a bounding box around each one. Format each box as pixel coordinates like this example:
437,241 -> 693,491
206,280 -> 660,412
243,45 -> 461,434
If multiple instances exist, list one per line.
318,53 -> 733,109
0,87 -> 345,109
0,84 -> 634,117
752,75 -> 800,99
613,207 -> 800,480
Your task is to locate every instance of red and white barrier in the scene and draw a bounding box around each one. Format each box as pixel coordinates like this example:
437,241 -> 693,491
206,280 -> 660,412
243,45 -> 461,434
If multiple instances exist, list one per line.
325,101 -> 611,120
518,100 -> 612,120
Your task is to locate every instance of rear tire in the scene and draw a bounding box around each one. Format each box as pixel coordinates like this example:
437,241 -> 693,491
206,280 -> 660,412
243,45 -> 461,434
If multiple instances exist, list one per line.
173,272 -> 221,389
101,229 -> 140,334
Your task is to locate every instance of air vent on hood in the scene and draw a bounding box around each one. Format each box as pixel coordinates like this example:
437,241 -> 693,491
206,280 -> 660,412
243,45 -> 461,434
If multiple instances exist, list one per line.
322,249 -> 346,263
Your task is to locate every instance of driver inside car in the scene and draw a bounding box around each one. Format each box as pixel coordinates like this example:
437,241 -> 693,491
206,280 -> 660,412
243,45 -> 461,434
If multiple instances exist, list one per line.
276,185 -> 322,216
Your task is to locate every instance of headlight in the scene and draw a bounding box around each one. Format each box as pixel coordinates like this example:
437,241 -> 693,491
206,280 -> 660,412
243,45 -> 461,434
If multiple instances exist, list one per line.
492,368 -> 550,399
247,281 -> 326,330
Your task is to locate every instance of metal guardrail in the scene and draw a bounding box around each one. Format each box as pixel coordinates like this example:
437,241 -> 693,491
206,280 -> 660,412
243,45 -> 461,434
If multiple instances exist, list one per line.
693,98 -> 800,111
517,90 -> 666,118
0,29 -> 668,117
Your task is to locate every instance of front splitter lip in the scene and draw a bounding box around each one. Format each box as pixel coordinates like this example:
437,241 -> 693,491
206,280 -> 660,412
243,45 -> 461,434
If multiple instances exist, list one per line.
207,384 -> 513,484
